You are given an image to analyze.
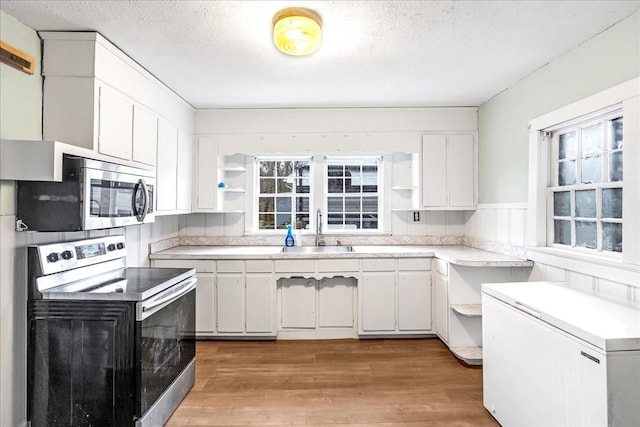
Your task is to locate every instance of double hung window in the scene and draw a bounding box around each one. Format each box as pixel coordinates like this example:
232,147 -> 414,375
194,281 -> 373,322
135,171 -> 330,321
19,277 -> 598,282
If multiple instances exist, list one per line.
326,157 -> 381,231
257,158 -> 311,230
548,112 -> 623,254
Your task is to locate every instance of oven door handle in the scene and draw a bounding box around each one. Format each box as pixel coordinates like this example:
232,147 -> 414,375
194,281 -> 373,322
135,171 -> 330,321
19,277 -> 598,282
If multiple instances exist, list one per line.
137,277 -> 197,321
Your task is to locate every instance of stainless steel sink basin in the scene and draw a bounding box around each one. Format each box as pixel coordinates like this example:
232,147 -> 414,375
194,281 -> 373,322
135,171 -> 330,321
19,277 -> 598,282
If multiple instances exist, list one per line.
281,246 -> 354,253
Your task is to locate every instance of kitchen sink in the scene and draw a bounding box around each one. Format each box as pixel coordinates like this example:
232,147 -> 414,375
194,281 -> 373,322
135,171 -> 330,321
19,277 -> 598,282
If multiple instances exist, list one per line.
281,245 -> 354,253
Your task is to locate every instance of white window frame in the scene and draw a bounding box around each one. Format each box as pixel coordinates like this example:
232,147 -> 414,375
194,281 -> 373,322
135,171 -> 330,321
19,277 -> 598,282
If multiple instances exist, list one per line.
527,77 -> 640,286
252,156 -> 313,232
546,109 -> 624,257
323,156 -> 383,233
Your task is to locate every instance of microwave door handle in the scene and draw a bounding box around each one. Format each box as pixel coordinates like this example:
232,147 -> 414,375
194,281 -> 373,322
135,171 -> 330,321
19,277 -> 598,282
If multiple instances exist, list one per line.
134,178 -> 149,222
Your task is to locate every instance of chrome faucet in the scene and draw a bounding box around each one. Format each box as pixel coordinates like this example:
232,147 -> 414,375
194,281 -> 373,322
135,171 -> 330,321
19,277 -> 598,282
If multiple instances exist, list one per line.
315,209 -> 326,246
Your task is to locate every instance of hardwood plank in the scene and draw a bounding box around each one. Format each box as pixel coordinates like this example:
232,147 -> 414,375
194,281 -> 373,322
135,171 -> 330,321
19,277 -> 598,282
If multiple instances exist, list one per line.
166,338 -> 498,426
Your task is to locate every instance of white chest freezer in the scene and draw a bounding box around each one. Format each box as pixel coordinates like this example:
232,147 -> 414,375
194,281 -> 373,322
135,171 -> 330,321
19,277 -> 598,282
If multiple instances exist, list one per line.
482,281 -> 640,427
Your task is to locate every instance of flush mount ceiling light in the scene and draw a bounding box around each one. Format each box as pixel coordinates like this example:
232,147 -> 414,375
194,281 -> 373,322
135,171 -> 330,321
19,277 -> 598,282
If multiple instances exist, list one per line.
273,7 -> 322,56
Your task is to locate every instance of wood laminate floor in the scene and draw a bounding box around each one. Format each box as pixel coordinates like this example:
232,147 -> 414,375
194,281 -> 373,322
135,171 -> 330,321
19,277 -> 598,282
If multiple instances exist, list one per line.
167,338 -> 499,426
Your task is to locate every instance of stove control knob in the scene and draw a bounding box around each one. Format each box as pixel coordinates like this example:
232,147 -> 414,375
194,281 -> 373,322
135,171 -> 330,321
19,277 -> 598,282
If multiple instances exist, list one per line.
61,250 -> 73,260
107,244 -> 116,252
46,253 -> 59,263
116,242 -> 125,250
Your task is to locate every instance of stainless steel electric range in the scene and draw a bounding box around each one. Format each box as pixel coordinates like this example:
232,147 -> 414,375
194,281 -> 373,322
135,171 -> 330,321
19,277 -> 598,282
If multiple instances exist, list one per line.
27,235 -> 196,427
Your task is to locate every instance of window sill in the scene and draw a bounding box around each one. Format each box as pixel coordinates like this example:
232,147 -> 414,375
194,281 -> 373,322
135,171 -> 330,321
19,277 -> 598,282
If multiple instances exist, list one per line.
526,246 -> 639,287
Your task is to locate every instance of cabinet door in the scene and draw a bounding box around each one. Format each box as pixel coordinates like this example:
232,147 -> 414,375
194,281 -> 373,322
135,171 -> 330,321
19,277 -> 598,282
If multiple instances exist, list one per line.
176,130 -> 193,211
432,272 -> 449,342
132,104 -> 157,166
195,274 -> 215,335
397,271 -> 431,331
448,134 -> 475,207
195,138 -> 217,211
280,279 -> 316,328
360,273 -> 396,332
245,275 -> 275,334
98,86 -> 133,161
318,278 -> 354,328
216,274 -> 244,333
421,134 -> 447,207
156,119 -> 178,211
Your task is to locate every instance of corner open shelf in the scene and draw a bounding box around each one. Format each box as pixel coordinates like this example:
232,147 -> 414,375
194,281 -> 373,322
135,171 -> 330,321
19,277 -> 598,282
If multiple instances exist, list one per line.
450,346 -> 483,366
450,304 -> 482,318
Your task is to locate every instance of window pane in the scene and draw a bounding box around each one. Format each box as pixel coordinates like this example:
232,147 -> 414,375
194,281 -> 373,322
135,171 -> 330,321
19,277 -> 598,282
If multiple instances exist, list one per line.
328,177 -> 343,193
346,164 -> 361,179
277,178 -> 293,193
328,164 -> 344,176
345,177 -> 361,193
609,151 -> 623,182
553,191 -> 571,217
558,160 -> 576,186
602,222 -> 622,252
602,188 -> 622,218
581,123 -> 603,156
327,214 -> 343,227
345,197 -> 361,212
362,165 -> 378,192
610,117 -> 623,150
554,220 -> 571,245
581,155 -> 602,184
260,161 -> 275,177
260,178 -> 275,193
277,161 -> 293,177
362,197 -> 378,212
259,197 -> 274,212
295,177 -> 311,193
276,197 -> 291,212
295,197 -> 309,213
295,214 -> 310,229
362,214 -> 378,229
276,214 -> 291,229
575,190 -> 596,218
345,214 -> 361,229
259,214 -> 275,229
327,197 -> 343,213
575,220 -> 596,249
559,132 -> 576,159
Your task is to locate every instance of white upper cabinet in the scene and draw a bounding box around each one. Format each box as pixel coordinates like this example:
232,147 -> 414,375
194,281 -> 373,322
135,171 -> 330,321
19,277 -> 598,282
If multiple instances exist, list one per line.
421,133 -> 476,209
132,104 -> 158,166
97,86 -> 133,161
156,121 -> 193,214
40,32 -> 193,171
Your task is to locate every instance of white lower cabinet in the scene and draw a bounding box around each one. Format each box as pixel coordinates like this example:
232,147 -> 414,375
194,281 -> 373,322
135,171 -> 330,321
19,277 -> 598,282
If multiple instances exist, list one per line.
359,258 -> 432,336
246,275 -> 275,333
431,271 -> 448,342
360,272 -> 396,332
280,278 -> 316,328
195,274 -> 215,335
216,274 -> 244,333
318,278 -> 354,328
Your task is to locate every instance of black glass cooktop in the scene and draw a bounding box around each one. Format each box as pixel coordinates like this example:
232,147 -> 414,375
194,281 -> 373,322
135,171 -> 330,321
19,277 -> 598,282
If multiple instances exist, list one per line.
42,267 -> 195,301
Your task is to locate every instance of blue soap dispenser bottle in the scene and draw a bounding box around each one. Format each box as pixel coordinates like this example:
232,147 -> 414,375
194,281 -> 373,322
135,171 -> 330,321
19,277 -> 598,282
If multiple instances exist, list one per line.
285,224 -> 295,247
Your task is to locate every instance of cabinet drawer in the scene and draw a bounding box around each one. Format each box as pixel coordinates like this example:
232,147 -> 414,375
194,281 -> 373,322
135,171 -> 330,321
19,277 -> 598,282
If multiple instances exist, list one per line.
151,259 -> 214,273
361,258 -> 395,271
397,258 -> 431,271
275,259 -> 316,273
246,260 -> 274,273
217,260 -> 244,273
433,258 -> 448,276
318,258 -> 358,273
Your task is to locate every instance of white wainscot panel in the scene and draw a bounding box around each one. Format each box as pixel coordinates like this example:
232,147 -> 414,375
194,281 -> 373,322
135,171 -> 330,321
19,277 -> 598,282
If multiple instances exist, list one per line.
426,211 -> 446,236
446,211 -> 465,236
509,209 -> 526,247
566,271 -> 595,294
204,213 -> 224,236
597,279 -> 635,307
495,209 -> 509,244
180,213 -> 205,237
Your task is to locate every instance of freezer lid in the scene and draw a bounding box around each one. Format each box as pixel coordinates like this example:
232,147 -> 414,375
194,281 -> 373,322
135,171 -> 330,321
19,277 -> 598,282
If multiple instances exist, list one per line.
482,281 -> 640,352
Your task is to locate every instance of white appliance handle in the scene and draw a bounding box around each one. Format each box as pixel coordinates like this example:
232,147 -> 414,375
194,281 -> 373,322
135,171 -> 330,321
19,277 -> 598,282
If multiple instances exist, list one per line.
137,277 -> 197,321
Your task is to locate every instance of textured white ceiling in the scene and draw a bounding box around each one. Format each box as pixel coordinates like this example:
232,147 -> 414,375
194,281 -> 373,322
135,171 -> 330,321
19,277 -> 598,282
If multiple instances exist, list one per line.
1,1 -> 639,109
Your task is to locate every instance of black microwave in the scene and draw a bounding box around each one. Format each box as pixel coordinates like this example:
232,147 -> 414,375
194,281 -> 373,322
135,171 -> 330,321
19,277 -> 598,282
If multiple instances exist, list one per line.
17,155 -> 155,231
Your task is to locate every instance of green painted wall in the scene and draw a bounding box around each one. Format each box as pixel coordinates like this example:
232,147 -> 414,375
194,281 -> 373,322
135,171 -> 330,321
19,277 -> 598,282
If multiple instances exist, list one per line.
478,10 -> 640,203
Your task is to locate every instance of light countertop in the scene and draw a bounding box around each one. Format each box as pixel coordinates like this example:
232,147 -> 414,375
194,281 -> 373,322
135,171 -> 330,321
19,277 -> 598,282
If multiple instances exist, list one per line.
149,245 -> 533,267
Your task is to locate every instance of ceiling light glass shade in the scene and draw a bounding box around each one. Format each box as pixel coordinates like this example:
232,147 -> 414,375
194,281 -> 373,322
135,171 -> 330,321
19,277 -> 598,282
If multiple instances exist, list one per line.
273,8 -> 322,56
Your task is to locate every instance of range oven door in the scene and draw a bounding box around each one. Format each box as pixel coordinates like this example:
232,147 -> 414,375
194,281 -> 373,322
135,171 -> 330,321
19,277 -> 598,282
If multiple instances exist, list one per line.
136,278 -> 196,422
84,165 -> 155,230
